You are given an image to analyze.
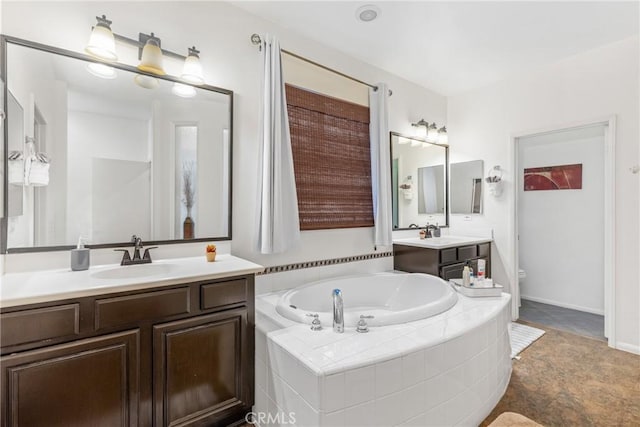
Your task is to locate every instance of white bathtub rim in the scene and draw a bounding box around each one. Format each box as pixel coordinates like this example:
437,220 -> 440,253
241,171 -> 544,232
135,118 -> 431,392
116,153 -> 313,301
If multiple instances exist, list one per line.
275,272 -> 458,327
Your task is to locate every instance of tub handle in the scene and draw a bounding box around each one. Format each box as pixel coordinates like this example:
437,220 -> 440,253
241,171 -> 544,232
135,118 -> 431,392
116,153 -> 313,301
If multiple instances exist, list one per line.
306,313 -> 323,331
356,315 -> 375,333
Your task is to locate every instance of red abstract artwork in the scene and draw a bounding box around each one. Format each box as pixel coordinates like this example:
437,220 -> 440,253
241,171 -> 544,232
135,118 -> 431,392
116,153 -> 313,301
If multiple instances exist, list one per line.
524,164 -> 582,191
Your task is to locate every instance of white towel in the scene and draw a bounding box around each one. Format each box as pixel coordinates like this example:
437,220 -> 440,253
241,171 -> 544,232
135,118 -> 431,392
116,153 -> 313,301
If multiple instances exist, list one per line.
8,152 -> 24,185
28,161 -> 50,186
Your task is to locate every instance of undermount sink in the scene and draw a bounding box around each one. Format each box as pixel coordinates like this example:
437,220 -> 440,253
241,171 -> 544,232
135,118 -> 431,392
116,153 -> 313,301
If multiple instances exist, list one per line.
91,263 -> 177,280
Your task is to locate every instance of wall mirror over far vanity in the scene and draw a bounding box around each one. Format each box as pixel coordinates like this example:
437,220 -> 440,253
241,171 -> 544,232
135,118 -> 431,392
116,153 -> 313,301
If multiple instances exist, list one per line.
0,36 -> 233,253
390,132 -> 449,229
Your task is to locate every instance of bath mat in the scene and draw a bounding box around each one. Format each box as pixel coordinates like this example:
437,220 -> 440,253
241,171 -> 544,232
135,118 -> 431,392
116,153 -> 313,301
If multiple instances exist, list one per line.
510,322 -> 545,358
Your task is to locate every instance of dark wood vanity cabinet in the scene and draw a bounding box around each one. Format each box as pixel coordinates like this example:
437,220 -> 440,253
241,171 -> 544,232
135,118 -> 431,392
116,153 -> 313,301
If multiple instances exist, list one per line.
0,274 -> 255,427
394,242 -> 491,280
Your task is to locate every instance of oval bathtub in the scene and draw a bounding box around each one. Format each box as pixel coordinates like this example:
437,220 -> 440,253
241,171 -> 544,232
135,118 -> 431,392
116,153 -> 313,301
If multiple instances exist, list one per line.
275,272 -> 458,327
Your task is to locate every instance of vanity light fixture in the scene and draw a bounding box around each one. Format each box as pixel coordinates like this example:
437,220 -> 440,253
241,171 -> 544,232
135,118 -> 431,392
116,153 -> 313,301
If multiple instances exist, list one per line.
438,126 -> 448,144
180,47 -> 204,85
85,15 -> 118,61
84,15 -> 206,84
172,82 -> 197,98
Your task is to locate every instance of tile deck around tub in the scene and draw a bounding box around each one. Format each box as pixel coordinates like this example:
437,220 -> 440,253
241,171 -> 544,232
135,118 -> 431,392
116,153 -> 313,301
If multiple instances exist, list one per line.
257,292 -> 511,375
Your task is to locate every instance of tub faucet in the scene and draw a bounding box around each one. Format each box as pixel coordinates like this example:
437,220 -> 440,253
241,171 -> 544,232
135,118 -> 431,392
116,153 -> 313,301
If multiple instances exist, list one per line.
333,289 -> 344,333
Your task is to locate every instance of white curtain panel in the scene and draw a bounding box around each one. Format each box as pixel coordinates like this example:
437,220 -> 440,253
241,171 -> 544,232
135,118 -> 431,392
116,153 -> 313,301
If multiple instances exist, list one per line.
369,83 -> 392,247
257,35 -> 301,254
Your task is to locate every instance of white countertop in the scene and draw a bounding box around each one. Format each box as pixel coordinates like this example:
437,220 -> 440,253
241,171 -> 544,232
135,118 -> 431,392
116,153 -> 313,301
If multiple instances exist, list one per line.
0,254 -> 264,308
393,235 -> 492,249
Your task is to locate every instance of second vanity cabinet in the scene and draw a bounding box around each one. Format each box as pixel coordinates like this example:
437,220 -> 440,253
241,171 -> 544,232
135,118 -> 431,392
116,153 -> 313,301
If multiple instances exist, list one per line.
394,241 -> 491,280
0,274 -> 255,427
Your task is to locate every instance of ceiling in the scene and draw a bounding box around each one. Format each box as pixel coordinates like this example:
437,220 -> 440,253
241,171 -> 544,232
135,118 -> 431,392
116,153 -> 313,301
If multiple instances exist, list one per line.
233,1 -> 639,96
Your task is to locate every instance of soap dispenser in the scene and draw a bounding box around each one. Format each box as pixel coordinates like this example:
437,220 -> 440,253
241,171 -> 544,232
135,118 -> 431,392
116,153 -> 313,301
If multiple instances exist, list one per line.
462,261 -> 471,287
71,236 -> 90,271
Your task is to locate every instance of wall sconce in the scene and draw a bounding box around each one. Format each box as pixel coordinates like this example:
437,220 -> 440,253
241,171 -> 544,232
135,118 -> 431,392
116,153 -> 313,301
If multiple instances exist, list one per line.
84,14 -> 205,87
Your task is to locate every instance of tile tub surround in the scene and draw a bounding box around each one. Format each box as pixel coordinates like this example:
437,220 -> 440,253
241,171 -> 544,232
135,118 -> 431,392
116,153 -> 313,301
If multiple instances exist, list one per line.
254,290 -> 512,426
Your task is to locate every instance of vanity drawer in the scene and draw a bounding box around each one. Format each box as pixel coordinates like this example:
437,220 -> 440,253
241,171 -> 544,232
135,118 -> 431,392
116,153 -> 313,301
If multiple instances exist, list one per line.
440,248 -> 458,264
1,303 -> 80,347
478,242 -> 490,257
95,287 -> 191,330
201,279 -> 248,310
457,245 -> 478,261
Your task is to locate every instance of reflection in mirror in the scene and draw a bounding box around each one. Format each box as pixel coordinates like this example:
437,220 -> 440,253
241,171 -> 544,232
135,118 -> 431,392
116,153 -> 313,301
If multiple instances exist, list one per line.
450,160 -> 484,214
3,38 -> 232,251
390,132 -> 448,229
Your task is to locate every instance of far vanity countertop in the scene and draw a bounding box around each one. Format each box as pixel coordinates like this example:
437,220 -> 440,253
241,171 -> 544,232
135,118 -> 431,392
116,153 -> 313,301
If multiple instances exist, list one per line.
0,254 -> 264,308
393,235 -> 492,249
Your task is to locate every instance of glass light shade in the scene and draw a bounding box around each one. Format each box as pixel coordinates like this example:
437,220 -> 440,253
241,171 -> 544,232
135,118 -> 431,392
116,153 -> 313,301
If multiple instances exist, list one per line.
414,125 -> 427,138
85,21 -> 117,61
86,63 -> 117,79
134,74 -> 159,89
397,137 -> 410,145
438,126 -> 448,145
172,83 -> 196,98
427,123 -> 438,142
181,52 -> 204,85
138,38 -> 166,75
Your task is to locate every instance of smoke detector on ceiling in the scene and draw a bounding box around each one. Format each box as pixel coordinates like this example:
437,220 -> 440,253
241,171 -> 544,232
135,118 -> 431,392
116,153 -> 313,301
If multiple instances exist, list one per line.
356,5 -> 381,23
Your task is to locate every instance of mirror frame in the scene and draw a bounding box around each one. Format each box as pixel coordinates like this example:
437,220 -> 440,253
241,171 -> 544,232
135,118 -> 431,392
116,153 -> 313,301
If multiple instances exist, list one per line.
0,35 -> 234,253
389,131 -> 449,230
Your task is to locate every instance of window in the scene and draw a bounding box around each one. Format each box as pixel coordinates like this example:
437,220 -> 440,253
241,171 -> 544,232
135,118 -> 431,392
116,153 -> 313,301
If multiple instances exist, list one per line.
286,84 -> 373,230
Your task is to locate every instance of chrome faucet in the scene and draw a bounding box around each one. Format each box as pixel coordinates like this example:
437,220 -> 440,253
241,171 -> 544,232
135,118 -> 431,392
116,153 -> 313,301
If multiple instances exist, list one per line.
114,235 -> 157,266
425,224 -> 439,238
333,289 -> 344,333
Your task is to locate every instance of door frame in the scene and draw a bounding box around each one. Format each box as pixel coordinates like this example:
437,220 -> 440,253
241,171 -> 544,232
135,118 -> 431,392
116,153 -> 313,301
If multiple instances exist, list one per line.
511,116 -> 616,348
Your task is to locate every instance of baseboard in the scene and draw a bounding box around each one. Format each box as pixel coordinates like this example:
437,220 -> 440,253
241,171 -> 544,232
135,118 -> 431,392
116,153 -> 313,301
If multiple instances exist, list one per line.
520,295 -> 604,316
615,341 -> 640,355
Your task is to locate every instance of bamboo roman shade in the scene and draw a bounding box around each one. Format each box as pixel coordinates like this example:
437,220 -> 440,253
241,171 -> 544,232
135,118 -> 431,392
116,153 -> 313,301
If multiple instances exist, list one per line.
286,84 -> 374,230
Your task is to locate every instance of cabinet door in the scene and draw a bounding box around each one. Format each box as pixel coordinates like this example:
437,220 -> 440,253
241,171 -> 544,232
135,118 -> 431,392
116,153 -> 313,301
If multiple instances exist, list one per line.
153,308 -> 250,427
1,329 -> 139,427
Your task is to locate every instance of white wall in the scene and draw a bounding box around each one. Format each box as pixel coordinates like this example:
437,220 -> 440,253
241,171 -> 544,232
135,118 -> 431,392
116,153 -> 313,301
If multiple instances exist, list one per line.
518,125 -> 605,314
1,2 -> 446,276
447,36 -> 639,352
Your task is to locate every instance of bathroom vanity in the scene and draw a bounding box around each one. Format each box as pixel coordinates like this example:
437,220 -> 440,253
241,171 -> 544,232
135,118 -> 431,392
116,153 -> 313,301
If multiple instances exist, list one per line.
0,255 -> 262,427
393,236 -> 492,280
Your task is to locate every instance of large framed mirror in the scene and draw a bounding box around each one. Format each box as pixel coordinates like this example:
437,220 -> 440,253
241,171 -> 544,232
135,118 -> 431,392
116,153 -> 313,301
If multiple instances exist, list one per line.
450,160 -> 484,214
390,132 -> 449,229
1,36 -> 233,253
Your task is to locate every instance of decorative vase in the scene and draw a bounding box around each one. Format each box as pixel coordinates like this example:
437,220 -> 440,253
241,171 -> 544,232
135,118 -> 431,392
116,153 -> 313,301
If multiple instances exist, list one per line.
183,207 -> 194,239
206,252 -> 216,262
